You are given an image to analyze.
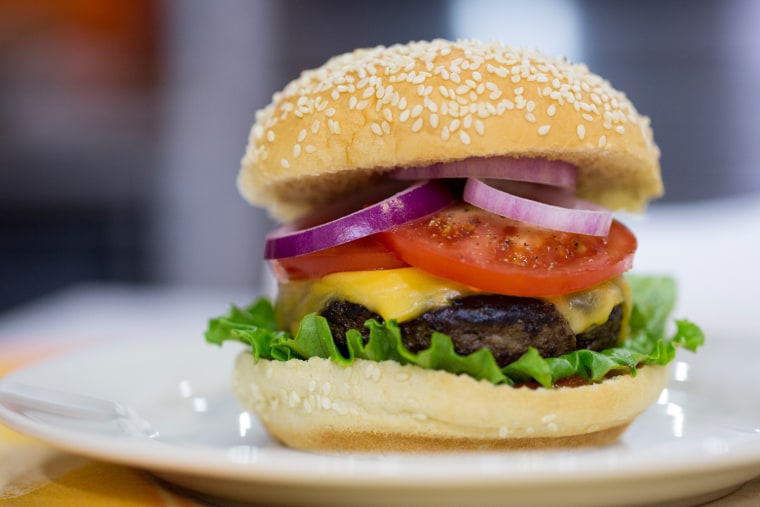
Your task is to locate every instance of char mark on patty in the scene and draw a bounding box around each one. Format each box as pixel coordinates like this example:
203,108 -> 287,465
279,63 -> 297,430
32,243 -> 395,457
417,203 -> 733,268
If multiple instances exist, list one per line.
318,296 -> 623,367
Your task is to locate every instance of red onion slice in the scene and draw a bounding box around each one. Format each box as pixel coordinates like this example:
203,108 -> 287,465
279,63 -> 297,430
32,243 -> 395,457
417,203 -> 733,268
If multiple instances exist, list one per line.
463,178 -> 613,236
265,181 -> 455,259
390,157 -> 577,189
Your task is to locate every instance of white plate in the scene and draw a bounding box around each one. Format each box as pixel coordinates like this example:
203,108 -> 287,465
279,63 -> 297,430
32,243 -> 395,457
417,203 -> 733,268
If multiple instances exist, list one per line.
1,336 -> 759,507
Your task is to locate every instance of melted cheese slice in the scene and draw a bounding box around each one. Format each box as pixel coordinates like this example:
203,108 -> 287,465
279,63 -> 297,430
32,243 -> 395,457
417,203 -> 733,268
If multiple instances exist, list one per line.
276,267 -> 631,337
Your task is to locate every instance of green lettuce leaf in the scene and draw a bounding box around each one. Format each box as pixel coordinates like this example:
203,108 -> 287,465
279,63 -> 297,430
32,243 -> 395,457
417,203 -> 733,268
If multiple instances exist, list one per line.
205,275 -> 704,388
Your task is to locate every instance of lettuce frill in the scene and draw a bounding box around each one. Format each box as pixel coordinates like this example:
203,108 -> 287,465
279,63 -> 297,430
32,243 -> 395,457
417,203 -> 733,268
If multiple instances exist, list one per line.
205,275 -> 704,388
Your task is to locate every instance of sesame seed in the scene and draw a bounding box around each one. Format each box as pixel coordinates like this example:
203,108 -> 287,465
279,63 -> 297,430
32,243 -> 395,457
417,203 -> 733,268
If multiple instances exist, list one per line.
280,158 -> 289,168
251,40 -> 651,175
308,379 -> 316,393
459,130 -> 471,144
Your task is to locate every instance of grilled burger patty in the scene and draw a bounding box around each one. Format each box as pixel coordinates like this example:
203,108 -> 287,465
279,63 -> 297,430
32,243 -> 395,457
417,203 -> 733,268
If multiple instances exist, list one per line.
320,296 -> 624,367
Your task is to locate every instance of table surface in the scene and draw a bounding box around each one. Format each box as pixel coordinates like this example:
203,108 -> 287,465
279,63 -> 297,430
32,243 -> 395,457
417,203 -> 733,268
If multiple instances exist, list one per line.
1,194 -> 759,506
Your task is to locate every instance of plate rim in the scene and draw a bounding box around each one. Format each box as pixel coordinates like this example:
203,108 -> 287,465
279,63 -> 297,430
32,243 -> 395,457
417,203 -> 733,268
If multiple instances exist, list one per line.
1,338 -> 760,490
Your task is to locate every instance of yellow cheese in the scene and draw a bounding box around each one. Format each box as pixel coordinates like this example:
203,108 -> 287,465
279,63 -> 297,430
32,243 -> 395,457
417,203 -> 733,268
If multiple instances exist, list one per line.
544,277 -> 631,335
276,268 -> 474,334
276,267 -> 630,338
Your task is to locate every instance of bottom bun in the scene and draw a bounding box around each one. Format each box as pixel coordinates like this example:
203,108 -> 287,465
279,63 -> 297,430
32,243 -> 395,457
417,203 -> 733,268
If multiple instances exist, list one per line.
232,353 -> 670,452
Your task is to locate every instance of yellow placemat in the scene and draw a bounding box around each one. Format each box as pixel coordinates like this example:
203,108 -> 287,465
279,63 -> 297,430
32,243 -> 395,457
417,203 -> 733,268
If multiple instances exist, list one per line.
0,341 -> 205,506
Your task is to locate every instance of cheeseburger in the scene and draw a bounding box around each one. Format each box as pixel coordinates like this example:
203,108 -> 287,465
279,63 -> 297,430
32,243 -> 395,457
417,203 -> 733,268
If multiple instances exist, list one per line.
207,39 -> 703,451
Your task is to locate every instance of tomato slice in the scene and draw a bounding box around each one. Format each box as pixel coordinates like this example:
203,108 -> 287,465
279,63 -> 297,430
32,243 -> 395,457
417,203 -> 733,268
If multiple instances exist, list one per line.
378,204 -> 637,297
270,235 -> 409,282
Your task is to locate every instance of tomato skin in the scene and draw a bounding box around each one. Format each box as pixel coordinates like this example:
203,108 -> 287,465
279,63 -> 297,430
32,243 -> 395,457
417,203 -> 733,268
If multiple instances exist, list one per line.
270,235 -> 408,282
378,204 -> 637,297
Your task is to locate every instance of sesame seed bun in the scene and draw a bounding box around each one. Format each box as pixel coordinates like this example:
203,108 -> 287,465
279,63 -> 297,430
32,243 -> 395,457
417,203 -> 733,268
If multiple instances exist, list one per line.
232,353 -> 670,451
239,39 -> 662,221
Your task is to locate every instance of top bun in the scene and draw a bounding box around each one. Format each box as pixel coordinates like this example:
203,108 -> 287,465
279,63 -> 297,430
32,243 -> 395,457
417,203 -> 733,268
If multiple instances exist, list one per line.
239,39 -> 662,221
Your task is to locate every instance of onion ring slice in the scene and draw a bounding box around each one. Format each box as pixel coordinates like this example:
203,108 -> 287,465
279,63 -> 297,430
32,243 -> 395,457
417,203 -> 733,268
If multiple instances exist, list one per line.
264,181 -> 455,259
390,157 -> 577,189
463,178 -> 613,236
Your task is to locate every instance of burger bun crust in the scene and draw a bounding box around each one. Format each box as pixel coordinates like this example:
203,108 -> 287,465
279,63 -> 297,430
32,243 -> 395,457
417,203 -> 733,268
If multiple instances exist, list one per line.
232,353 -> 670,451
239,39 -> 662,221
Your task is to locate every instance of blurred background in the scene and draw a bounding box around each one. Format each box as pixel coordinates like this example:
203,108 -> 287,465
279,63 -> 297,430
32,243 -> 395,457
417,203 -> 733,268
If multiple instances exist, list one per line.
1,0 -> 759,312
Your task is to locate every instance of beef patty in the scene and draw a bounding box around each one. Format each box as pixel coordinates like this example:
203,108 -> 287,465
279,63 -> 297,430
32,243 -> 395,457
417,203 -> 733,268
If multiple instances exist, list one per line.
319,295 -> 624,367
